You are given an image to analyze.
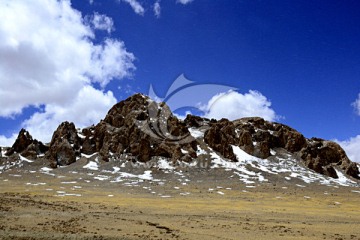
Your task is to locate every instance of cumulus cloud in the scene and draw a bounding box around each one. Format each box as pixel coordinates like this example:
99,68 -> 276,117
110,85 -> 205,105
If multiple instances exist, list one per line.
0,134 -> 17,147
121,0 -> 145,15
22,85 -> 117,142
154,1 -> 161,18
89,12 -> 114,33
336,136 -> 360,163
352,94 -> 360,116
177,0 -> 194,5
201,90 -> 277,121
0,0 -> 135,144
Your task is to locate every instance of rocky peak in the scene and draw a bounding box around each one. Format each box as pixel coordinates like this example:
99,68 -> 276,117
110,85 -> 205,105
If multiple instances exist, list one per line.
46,121 -> 81,167
5,129 -> 48,158
6,129 -> 33,156
93,93 -> 197,162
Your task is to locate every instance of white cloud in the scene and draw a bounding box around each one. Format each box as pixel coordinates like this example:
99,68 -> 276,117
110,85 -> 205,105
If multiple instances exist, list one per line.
201,90 -> 277,121
352,94 -> 360,116
90,12 -> 114,33
0,134 -> 17,147
336,135 -> 360,163
154,1 -> 161,18
87,39 -> 135,88
23,85 -> 117,142
121,0 -> 145,15
177,0 -> 194,5
0,0 -> 135,144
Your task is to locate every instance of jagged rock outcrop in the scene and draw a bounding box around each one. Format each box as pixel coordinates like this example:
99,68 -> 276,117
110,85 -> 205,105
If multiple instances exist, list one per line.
80,126 -> 96,155
2,93 -> 358,180
299,139 -> 359,179
204,119 -> 237,161
5,129 -> 48,159
46,122 -> 81,167
203,116 -> 359,179
184,114 -> 213,128
90,94 -> 197,162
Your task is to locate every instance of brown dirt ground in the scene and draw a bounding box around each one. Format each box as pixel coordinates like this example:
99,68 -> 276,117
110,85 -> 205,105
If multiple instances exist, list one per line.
1,173 -> 360,240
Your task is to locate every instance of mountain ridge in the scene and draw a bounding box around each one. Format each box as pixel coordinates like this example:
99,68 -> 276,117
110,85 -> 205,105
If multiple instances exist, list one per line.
1,93 -> 359,182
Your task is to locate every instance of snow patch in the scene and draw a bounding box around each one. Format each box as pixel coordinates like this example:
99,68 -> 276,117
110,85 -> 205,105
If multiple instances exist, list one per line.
157,158 -> 174,170
83,161 -> 99,171
41,167 -> 53,171
188,128 -> 204,138
181,149 -> 189,154
112,167 -> 120,173
112,170 -> 154,182
196,146 -> 207,155
77,133 -> 86,139
332,169 -> 355,186
19,155 -> 33,163
94,175 -> 110,181
81,152 -> 98,158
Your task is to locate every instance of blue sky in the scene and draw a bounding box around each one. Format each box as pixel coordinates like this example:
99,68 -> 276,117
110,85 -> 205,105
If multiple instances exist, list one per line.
0,0 -> 360,160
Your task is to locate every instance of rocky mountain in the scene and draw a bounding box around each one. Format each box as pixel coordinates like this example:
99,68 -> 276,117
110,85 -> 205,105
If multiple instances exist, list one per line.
1,93 -> 359,181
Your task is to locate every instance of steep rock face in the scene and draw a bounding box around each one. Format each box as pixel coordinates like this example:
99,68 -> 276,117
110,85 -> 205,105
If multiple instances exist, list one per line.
80,126 -> 96,155
91,94 -> 197,162
204,119 -> 237,161
46,122 -> 81,167
5,129 -> 48,159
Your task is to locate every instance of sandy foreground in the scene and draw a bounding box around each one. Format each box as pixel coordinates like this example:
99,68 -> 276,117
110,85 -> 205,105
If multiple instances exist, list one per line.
1,170 -> 360,240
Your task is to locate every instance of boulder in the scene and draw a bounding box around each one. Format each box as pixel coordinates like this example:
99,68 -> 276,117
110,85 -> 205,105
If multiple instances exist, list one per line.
253,141 -> 270,159
238,130 -> 254,154
345,162 -> 360,178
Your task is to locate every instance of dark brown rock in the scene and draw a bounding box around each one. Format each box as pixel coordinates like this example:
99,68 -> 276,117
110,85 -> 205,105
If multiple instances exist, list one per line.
253,141 -> 270,159
5,129 -> 48,158
323,165 -> 338,178
299,139 -> 360,179
238,130 -> 254,155
6,129 -> 33,155
46,122 -> 80,167
91,94 -> 197,163
184,114 -> 210,128
345,162 -> 360,179
10,92 -> 355,180
22,140 -> 48,159
201,114 -> 358,179
204,119 -> 237,161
